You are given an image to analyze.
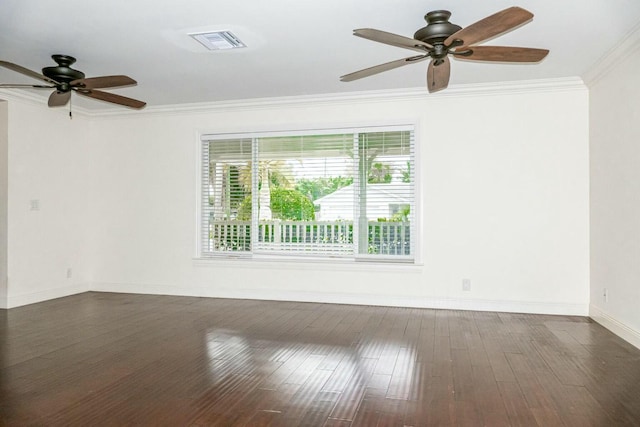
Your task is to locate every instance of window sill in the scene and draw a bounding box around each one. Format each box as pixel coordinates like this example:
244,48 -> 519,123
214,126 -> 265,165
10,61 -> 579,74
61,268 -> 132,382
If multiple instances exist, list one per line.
192,254 -> 423,273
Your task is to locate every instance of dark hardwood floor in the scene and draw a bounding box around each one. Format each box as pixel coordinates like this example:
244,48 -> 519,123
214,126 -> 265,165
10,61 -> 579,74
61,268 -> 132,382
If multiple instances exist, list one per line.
1,292 -> 640,426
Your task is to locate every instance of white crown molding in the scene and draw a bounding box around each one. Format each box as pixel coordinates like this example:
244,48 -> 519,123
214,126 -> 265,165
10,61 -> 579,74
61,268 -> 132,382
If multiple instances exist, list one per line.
4,77 -> 586,120
583,21 -> 640,87
0,88 -> 93,117
89,77 -> 586,119
0,88 -> 47,106
590,304 -> 640,350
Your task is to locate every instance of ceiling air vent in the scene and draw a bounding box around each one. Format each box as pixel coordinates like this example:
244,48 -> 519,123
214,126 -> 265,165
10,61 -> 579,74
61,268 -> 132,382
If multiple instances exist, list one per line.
189,31 -> 246,50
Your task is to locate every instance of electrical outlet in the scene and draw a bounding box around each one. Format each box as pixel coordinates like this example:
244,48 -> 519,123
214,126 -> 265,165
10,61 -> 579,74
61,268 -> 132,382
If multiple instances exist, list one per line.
603,288 -> 608,302
462,279 -> 471,292
66,268 -> 72,279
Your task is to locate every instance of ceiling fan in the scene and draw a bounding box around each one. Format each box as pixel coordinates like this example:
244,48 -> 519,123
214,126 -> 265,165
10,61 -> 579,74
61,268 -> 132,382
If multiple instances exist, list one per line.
0,54 -> 146,109
341,6 -> 549,93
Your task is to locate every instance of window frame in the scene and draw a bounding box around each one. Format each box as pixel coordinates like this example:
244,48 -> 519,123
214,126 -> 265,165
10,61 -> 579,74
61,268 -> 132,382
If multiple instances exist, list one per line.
196,123 -> 419,264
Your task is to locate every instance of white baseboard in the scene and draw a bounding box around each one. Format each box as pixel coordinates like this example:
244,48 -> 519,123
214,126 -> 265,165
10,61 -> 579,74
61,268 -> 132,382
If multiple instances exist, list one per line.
1,280 -> 588,316
590,304 -> 640,350
0,276 -> 6,309
91,282 -> 588,316
5,282 -> 91,309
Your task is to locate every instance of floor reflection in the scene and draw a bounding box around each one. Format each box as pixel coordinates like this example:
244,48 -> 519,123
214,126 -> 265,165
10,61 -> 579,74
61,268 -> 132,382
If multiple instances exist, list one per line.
203,326 -> 418,401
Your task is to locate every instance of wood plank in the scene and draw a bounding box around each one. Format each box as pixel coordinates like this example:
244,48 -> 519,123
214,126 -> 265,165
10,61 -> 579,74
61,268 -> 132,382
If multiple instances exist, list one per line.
470,365 -> 511,426
504,351 -> 564,425
1,292 -> 640,425
497,381 -> 539,426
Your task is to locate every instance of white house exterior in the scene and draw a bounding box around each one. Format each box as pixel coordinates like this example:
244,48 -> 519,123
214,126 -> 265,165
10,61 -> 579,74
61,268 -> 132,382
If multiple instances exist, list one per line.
314,183 -> 411,220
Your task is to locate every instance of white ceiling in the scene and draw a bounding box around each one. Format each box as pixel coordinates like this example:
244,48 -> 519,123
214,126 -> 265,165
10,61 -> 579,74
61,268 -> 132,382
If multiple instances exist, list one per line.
1,0 -> 640,110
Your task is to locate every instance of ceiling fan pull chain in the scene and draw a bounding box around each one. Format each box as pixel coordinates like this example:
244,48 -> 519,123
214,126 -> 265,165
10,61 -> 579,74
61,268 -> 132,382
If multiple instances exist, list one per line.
69,95 -> 72,120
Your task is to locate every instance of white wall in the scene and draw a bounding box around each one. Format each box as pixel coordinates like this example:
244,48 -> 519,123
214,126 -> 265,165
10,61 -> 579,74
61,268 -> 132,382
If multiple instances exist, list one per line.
3,98 -> 93,308
86,81 -> 590,315
589,34 -> 640,347
0,101 -> 7,307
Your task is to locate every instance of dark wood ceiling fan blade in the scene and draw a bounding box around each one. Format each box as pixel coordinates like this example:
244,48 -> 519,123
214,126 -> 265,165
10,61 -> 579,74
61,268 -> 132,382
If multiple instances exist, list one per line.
457,46 -> 549,62
71,75 -> 137,89
341,55 -> 428,82
0,60 -> 60,85
48,91 -> 71,107
427,57 -> 450,93
0,83 -> 54,88
76,89 -> 146,109
353,29 -> 432,52
444,7 -> 534,48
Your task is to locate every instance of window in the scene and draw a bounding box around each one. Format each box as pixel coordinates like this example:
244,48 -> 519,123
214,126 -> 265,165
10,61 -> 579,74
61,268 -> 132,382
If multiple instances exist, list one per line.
200,126 -> 415,261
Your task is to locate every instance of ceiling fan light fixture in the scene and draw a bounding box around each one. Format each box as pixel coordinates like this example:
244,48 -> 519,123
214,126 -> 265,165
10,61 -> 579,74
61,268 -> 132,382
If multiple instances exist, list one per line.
189,31 -> 246,50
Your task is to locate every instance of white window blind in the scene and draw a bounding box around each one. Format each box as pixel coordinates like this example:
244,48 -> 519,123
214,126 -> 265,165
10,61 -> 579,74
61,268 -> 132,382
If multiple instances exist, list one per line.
201,126 -> 414,261
201,138 -> 253,252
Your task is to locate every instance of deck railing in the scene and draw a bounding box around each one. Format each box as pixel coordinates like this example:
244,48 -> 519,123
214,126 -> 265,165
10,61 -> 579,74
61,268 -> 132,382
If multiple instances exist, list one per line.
208,220 -> 410,255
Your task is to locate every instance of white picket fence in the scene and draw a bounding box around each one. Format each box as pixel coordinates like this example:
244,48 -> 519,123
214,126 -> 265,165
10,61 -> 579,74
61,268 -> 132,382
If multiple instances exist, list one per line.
208,220 -> 410,255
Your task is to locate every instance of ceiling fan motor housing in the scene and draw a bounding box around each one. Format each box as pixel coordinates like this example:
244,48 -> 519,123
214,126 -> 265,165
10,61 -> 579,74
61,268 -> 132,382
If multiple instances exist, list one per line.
42,54 -> 85,87
413,10 -> 462,45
